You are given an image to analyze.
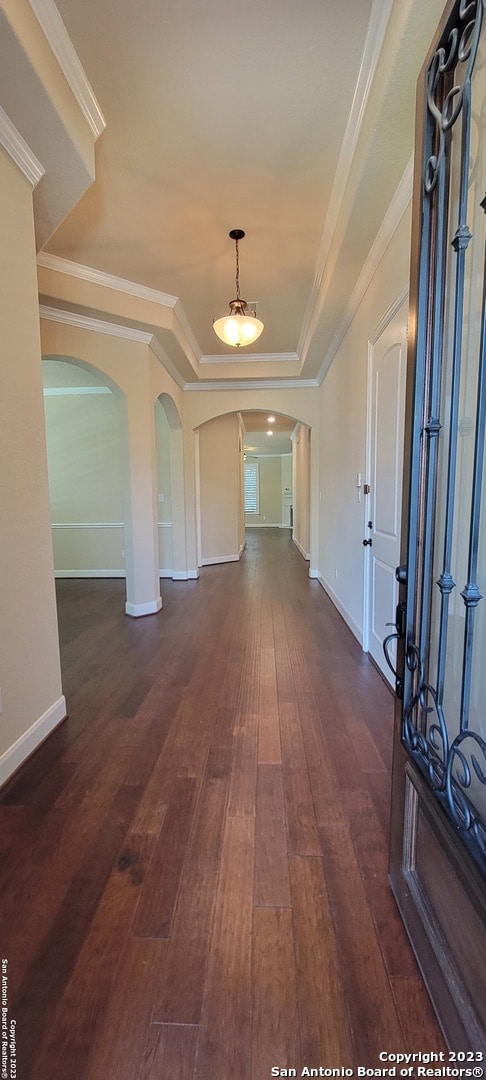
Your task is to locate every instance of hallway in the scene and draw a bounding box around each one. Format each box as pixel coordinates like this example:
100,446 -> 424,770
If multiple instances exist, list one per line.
0,529 -> 445,1077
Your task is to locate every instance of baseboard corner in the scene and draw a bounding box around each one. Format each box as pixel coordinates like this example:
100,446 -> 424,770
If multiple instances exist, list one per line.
0,695 -> 67,790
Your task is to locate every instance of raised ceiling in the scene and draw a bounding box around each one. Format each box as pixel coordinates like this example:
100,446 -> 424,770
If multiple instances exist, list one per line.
241,411 -> 295,455
37,0 -> 445,386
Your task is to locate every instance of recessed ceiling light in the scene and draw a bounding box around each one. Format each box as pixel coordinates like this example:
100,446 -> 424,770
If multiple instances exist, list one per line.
267,430 -> 274,436
267,415 -> 275,423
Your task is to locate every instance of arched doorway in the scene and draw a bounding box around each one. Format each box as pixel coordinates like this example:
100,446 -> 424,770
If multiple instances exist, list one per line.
195,409 -> 311,569
42,355 -> 162,616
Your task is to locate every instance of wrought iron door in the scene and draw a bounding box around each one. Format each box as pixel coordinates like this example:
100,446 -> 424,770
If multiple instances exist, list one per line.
390,0 -> 486,1048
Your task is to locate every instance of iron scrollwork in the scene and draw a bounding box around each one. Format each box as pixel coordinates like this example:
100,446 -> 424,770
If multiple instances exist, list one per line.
425,0 -> 483,194
402,645 -> 486,864
400,0 -> 486,873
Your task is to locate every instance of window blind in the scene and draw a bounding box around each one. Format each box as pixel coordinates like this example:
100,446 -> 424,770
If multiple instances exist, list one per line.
244,462 -> 259,514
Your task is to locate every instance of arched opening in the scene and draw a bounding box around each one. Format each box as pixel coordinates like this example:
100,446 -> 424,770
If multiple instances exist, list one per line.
241,410 -> 311,561
42,354 -> 162,616
195,409 -> 311,569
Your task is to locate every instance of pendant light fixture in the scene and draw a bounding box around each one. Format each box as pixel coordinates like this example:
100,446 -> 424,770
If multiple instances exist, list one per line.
213,229 -> 264,348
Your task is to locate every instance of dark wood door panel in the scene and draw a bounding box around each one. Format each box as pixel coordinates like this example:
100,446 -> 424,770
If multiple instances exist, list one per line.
391,748 -> 486,1046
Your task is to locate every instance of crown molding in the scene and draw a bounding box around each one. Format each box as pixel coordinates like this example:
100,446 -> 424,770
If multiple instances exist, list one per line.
37,252 -> 179,308
316,156 -> 413,385
39,303 -> 152,342
201,352 -> 299,365
0,106 -> 45,186
27,0 -> 106,138
37,262 -> 323,393
37,254 -> 306,383
183,379 -> 319,392
50,521 -> 124,527
41,298 -> 320,391
39,303 -> 187,389
147,335 -> 186,390
298,0 -> 395,361
172,299 -> 202,366
243,452 -> 293,459
38,254 -> 198,386
43,385 -> 111,395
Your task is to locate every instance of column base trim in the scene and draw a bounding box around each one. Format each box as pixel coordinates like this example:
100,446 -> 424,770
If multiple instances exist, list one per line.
125,597 -> 163,617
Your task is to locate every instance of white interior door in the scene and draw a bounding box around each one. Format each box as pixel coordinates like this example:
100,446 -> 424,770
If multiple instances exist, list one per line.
366,302 -> 407,682
281,455 -> 292,526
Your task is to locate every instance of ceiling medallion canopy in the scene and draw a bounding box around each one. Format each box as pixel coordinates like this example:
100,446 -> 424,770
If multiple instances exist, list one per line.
213,229 -> 264,348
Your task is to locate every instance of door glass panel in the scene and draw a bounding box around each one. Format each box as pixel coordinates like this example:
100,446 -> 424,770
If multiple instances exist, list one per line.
401,0 -> 486,872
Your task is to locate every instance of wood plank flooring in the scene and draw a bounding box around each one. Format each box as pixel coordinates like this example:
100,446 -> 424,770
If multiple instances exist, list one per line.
0,529 -> 446,1078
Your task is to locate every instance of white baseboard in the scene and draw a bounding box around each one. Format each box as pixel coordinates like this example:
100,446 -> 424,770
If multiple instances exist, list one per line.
245,522 -> 284,528
317,574 -> 362,645
125,597 -> 163,617
0,695 -> 67,790
200,553 -> 240,566
187,569 -> 199,579
55,569 -> 126,578
292,536 -> 310,561
55,569 -> 191,583
165,569 -> 200,581
308,567 -> 319,578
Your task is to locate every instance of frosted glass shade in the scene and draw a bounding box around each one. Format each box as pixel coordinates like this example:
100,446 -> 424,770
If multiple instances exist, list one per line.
213,309 -> 264,348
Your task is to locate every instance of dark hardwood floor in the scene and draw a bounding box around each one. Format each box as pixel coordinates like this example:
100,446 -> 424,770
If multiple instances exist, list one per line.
0,529 -> 446,1077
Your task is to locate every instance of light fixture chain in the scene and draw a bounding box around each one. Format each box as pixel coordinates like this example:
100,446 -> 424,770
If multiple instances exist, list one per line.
235,237 -> 240,300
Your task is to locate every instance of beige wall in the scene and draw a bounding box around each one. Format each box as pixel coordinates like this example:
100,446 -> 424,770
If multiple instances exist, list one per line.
45,389 -> 124,520
198,413 -> 242,564
155,398 -> 173,575
0,148 -> 65,782
293,424 -> 311,559
43,359 -> 126,575
318,207 -> 411,642
0,0 -> 106,785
